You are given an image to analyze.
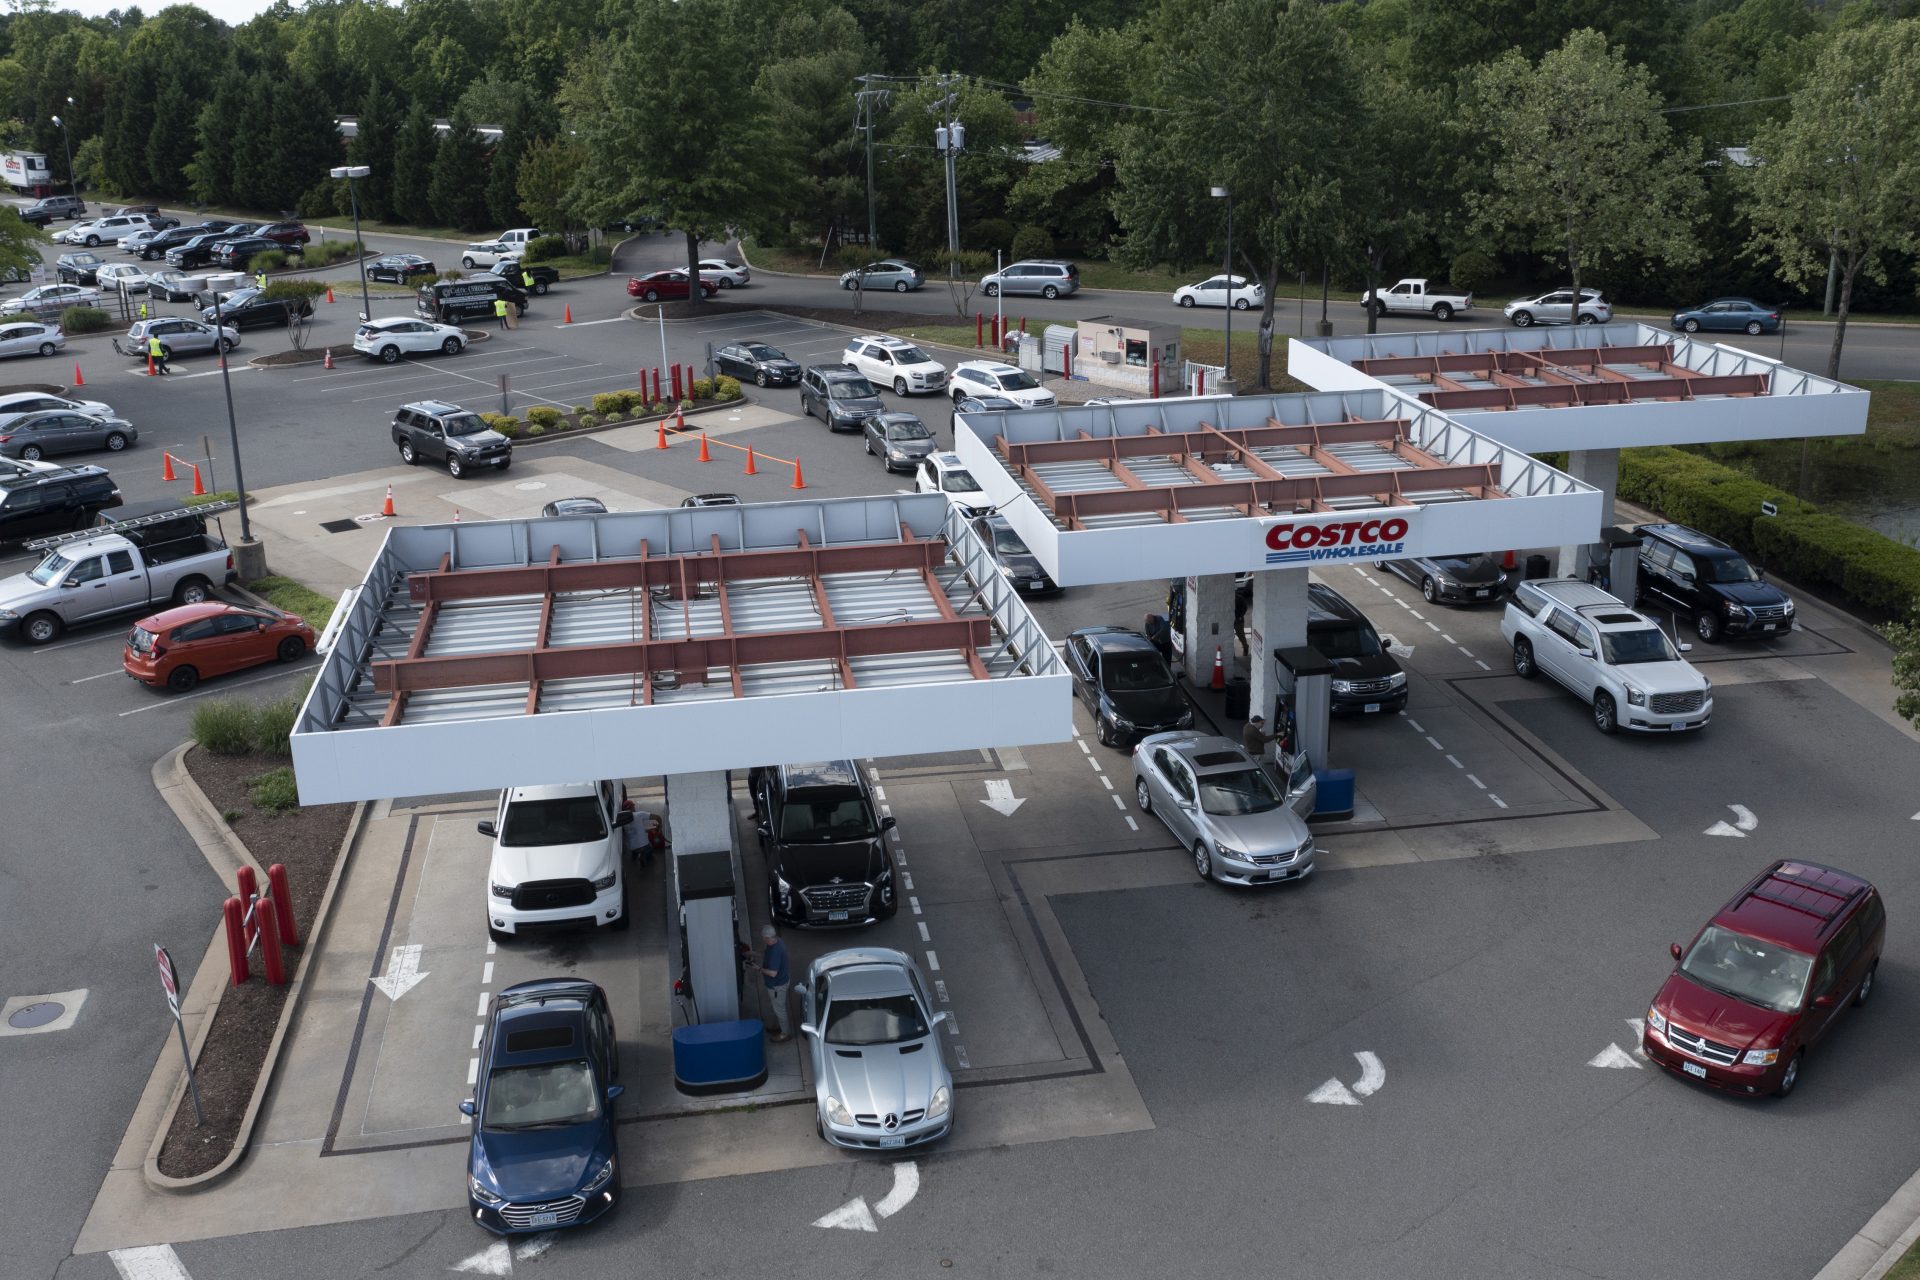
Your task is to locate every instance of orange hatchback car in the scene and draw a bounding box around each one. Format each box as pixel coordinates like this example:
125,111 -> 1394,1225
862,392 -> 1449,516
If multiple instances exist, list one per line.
125,602 -> 315,692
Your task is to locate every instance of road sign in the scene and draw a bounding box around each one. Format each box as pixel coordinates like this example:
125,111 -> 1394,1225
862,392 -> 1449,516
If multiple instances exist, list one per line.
154,943 -> 180,1016
154,943 -> 203,1126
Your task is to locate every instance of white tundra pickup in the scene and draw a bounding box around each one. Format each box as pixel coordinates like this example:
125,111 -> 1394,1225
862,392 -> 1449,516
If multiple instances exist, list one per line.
1499,578 -> 1712,734
1358,277 -> 1473,321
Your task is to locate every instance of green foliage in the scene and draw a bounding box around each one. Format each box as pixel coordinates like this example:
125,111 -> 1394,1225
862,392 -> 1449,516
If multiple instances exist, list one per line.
754,5 -> 866,242
1448,249 -> 1500,292
303,239 -> 364,267
251,248 -> 288,272
576,412 -> 599,428
248,767 -> 300,812
970,218 -> 1016,253
298,179 -> 341,219
523,235 -> 567,263
250,689 -> 305,757
1011,224 -> 1054,260
525,405 -> 562,430
573,405 -> 589,415
1889,607 -> 1920,732
591,392 -> 627,417
264,279 -> 327,303
715,375 -> 742,401
649,401 -> 669,415
430,106 -> 492,232
435,269 -> 465,283
691,377 -> 714,399
59,306 -> 111,334
346,86 -> 400,221
517,138 -> 588,239
480,413 -> 520,435
524,423 -> 545,436
192,699 -> 259,756
390,104 -> 438,227
245,575 -> 335,630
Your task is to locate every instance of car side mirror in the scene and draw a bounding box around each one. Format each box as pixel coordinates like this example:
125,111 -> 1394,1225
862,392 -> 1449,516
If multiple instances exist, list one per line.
458,1099 -> 476,1116
1576,648 -> 1594,660
880,815 -> 897,831
793,982 -> 809,1000
930,1011 -> 949,1027
1678,642 -> 1693,653
798,1022 -> 817,1038
1669,943 -> 1683,962
614,810 -> 633,829
605,1084 -> 625,1102
1813,992 -> 1838,1009
476,820 -> 497,838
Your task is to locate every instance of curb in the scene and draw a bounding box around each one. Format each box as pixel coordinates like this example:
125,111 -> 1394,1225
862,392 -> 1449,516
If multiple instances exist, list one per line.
141,743 -> 368,1192
245,327 -> 490,370
1811,1165 -> 1920,1280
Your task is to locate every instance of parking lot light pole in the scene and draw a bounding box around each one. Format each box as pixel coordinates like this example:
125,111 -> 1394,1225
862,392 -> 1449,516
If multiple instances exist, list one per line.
330,165 -> 372,321
208,289 -> 254,546
51,108 -> 76,201
1211,185 -> 1235,394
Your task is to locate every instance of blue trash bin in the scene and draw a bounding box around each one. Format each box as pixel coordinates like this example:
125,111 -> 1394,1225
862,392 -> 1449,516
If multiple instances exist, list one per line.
672,1019 -> 768,1095
1313,768 -> 1355,820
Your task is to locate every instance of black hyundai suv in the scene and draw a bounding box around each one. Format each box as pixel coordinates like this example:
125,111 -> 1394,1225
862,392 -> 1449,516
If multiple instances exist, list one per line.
1634,522 -> 1795,643
750,761 -> 898,928
1306,582 -> 1407,715
0,464 -> 122,543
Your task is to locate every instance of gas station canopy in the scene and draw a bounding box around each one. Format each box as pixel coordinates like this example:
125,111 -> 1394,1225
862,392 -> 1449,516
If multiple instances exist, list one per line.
290,494 -> 1069,804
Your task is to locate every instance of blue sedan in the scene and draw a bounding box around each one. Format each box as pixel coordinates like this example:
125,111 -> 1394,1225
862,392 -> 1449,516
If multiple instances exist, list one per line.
1671,298 -> 1781,336
462,979 -> 622,1234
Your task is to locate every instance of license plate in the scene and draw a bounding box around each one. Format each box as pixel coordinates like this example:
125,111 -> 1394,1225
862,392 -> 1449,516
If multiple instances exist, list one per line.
828,909 -> 849,922
1475,589 -> 1490,598
530,1211 -> 558,1226
1682,1061 -> 1706,1079
1266,869 -> 1291,881
878,1136 -> 905,1148
1761,623 -> 1777,631
1363,702 -> 1381,713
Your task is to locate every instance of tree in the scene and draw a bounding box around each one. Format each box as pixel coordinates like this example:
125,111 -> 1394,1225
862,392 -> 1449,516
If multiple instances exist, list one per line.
516,136 -> 585,238
1468,29 -> 1702,330
754,6 -> 867,244
347,85 -> 399,222
145,74 -> 199,199
390,103 -> 438,226
429,106 -> 490,231
1743,20 -> 1920,379
0,207 -> 46,282
1347,76 -> 1461,335
265,71 -> 342,212
228,74 -> 277,209
187,76 -> 249,206
1890,604 -> 1920,732
564,0 -> 786,310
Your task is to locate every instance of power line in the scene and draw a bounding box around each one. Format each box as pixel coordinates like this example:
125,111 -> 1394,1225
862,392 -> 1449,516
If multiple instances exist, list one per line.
1662,94 -> 1793,115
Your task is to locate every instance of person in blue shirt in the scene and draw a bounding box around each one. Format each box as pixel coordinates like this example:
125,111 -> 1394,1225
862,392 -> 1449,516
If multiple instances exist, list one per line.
758,923 -> 791,1041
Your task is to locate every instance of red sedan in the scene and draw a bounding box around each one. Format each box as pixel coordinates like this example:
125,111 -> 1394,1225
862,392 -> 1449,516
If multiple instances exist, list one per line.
124,601 -> 316,692
625,270 -> 719,302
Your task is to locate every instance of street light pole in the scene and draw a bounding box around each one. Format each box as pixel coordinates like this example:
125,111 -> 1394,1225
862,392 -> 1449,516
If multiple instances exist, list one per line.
208,289 -> 253,545
1211,185 -> 1235,395
51,108 -> 76,201
330,165 -> 372,321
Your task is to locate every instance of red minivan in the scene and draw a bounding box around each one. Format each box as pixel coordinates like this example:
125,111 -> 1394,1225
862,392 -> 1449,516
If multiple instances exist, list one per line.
1643,860 -> 1885,1097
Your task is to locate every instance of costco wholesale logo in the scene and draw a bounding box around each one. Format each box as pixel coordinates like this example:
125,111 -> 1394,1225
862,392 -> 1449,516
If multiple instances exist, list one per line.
1265,517 -> 1410,565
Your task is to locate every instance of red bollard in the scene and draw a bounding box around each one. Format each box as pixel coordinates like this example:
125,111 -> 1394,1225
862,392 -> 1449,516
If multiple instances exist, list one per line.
236,866 -> 259,942
268,863 -> 298,946
258,896 -> 287,985
1064,344 -> 1072,379
652,368 -> 662,402
1152,361 -> 1161,398
975,313 -> 983,347
1020,316 -> 1027,334
1197,369 -> 1206,396
670,364 -> 682,402
223,896 -> 250,985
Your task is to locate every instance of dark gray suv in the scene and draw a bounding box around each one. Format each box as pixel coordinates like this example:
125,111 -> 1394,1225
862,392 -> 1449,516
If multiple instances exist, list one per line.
799,364 -> 883,433
751,761 -> 898,928
392,400 -> 513,478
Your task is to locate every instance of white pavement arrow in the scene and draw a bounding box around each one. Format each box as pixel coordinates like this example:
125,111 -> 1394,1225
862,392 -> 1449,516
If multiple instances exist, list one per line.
370,943 -> 429,1001
812,1198 -> 879,1232
1707,804 -> 1759,836
450,1242 -> 513,1275
109,1245 -> 194,1280
873,1161 -> 919,1219
1588,1043 -> 1643,1069
1307,1051 -> 1385,1105
1386,641 -> 1415,660
979,778 -> 1026,817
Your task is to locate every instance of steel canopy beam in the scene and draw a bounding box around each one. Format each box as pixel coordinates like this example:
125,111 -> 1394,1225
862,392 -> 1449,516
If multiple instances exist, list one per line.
1418,373 -> 1769,412
996,418 -> 1410,469
1048,463 -> 1501,523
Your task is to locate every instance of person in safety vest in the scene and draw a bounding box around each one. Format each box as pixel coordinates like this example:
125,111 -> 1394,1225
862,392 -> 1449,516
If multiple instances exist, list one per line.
147,333 -> 169,374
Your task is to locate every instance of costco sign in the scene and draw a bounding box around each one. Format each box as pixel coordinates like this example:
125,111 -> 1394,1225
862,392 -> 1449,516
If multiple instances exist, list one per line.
1263,513 -> 1413,565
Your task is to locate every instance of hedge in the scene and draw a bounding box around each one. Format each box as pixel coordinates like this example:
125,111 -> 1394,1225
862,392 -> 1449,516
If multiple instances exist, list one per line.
1615,445 -> 1920,616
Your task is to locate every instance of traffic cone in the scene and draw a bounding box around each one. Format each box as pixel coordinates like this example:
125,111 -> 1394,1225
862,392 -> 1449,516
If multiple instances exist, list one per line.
698,432 -> 711,463
656,420 -> 669,450
323,348 -> 334,370
326,286 -> 334,303
563,304 -> 573,324
161,452 -> 176,482
1210,645 -> 1225,691
72,362 -> 84,386
453,508 -> 461,523
382,484 -> 395,517
743,446 -> 757,476
790,460 -> 806,490
676,406 -> 685,432
146,355 -> 156,376
190,464 -> 207,497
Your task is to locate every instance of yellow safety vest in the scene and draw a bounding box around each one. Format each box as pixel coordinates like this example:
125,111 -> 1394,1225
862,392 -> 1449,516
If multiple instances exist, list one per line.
147,336 -> 163,357
522,272 -> 533,288
494,300 -> 508,317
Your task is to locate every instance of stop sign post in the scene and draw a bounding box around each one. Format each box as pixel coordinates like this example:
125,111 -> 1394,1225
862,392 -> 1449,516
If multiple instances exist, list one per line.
155,944 -> 203,1127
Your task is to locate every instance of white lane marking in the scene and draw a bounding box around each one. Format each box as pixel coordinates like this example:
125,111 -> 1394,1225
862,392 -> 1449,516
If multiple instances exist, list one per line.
109,1245 -> 194,1280
553,315 -> 625,326
514,1234 -> 560,1262
1424,736 -> 1443,750
879,803 -> 891,818
472,1024 -> 484,1050
874,1161 -> 920,1218
467,1057 -> 479,1085
944,1014 -> 959,1036
370,944 -> 429,1001
1731,804 -> 1758,832
1489,794 -> 1508,809
872,785 -> 886,801
476,991 -> 490,1017
1441,634 -> 1455,644
1628,1018 -> 1649,1059
1588,1043 -> 1643,1069
1070,726 -> 1081,738
1088,756 -> 1103,772
1111,793 -> 1125,808
812,1197 -> 879,1232
1408,608 -> 1424,619
924,950 -> 940,972
1456,646 -> 1474,658
1466,774 -> 1487,790
481,960 -> 493,986
1377,586 -> 1395,598
1475,660 -> 1491,670
1353,1051 -> 1386,1097
1100,774 -> 1113,791
1424,621 -> 1440,632
486,939 -> 496,955
956,1045 -> 971,1068
998,745 -> 1026,771
901,871 -> 913,890
917,922 -> 930,942
116,662 -> 315,715
71,668 -> 128,684
980,778 -> 1026,816
1077,739 -> 1091,754
451,1240 -> 514,1273
1407,718 -> 1424,733
28,631 -> 125,654
909,896 -> 922,916
1393,597 -> 1411,610
1444,755 -> 1462,769
1125,816 -> 1139,830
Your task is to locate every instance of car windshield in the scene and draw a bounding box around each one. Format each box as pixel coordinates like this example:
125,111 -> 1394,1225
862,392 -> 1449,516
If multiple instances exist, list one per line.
746,345 -> 785,360
28,552 -> 72,586
1700,554 -> 1761,584
828,377 -> 876,399
994,370 -> 1039,391
990,524 -> 1030,555
1680,925 -> 1813,1014
1197,767 -> 1284,816
443,413 -> 489,437
941,469 -> 982,494
824,993 -> 928,1045
498,796 -> 608,846
1599,627 -> 1679,665
481,1060 -> 601,1130
778,797 -> 877,842
1103,652 -> 1172,692
885,419 -> 931,441
1311,624 -> 1382,659
892,345 -> 931,364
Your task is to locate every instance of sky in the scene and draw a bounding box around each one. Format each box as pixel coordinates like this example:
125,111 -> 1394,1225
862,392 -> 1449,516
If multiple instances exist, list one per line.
50,0 -> 294,25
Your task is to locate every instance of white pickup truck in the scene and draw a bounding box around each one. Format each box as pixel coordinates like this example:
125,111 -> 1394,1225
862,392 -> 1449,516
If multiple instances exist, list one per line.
0,504 -> 237,644
1500,578 -> 1712,735
1358,277 -> 1474,322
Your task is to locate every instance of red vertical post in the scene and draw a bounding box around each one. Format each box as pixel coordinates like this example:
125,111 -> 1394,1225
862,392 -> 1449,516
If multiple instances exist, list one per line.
223,896 -> 249,985
670,365 -> 682,401
653,368 -> 663,402
1197,369 -> 1206,397
236,866 -> 259,943
1152,362 -> 1161,398
258,898 -> 286,985
268,863 -> 298,946
1064,344 -> 1072,379
1020,316 -> 1027,334
976,313 -> 983,347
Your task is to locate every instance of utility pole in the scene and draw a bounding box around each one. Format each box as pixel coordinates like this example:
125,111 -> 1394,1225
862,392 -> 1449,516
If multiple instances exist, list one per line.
854,76 -> 889,251
930,74 -> 964,286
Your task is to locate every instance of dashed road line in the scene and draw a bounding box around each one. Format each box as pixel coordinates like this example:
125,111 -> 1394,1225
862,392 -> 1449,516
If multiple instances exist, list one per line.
1441,634 -> 1456,644
934,980 -> 950,1003
1125,816 -> 1139,830
925,950 -> 940,972
1444,755 -> 1462,769
917,922 -> 931,942
1088,756 -> 1103,772
472,1025 -> 484,1049
1099,774 -> 1113,790
873,785 -> 886,801
1456,645 -> 1475,659
467,1057 -> 479,1085
901,871 -> 914,890
1406,717 -> 1425,733
1110,793 -> 1125,808
475,992 -> 489,1017
1424,621 -> 1441,632
1425,736 -> 1444,750
1077,739 -> 1091,754
1489,794 -> 1509,809
1408,608 -> 1425,619
1466,774 -> 1487,790
909,896 -> 922,915
1475,659 -> 1492,670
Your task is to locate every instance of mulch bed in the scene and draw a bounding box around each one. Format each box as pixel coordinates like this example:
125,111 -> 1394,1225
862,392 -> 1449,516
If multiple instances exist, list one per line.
155,747 -> 355,1179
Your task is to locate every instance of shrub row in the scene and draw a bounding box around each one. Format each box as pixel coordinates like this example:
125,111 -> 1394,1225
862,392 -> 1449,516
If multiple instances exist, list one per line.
1615,445 -> 1920,616
522,235 -> 568,262
303,238 -> 364,267
60,305 -> 112,334
190,684 -> 305,758
485,381 -> 746,441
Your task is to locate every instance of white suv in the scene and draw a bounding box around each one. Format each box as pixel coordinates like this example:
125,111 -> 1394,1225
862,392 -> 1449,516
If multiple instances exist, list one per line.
460,240 -> 514,269
842,335 -> 948,395
480,780 -> 633,940
914,452 -> 992,518
949,361 -> 1055,408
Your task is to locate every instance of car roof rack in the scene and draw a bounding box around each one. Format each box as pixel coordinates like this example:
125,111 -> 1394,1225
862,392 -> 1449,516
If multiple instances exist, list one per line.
1741,865 -> 1864,937
24,499 -> 240,551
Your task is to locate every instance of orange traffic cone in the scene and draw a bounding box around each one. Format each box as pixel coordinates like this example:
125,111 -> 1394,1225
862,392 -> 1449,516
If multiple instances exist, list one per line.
382,484 -> 396,517
656,420 -> 669,450
563,304 -> 573,324
790,460 -> 806,490
453,508 -> 461,523
190,464 -> 207,497
676,406 -> 685,432
326,286 -> 335,303
146,355 -> 156,376
323,348 -> 334,370
161,452 -> 176,482
72,362 -> 84,386
1210,645 -> 1225,690
743,446 -> 758,476
698,433 -> 711,463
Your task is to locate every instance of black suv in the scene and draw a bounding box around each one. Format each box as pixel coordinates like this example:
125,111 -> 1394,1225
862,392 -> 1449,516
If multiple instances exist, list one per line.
1634,522 -> 1795,643
165,232 -> 241,270
798,364 -> 882,432
0,464 -> 122,542
138,225 -> 209,260
750,761 -> 898,928
201,288 -> 313,330
1306,582 -> 1407,715
494,264 -> 558,295
392,400 -> 513,478
212,236 -> 280,271
417,277 -> 527,324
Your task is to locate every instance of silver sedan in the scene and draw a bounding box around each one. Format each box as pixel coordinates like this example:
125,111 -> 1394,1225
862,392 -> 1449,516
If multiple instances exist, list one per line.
0,321 -> 64,360
795,947 -> 953,1151
1131,732 -> 1317,885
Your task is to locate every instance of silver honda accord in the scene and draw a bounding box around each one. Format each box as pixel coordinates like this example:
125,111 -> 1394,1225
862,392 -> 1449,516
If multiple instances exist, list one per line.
795,947 -> 953,1150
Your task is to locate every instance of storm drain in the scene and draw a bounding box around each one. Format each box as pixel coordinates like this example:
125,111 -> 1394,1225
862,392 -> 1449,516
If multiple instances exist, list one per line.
0,989 -> 87,1036
8,1002 -> 64,1030
319,519 -> 363,534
